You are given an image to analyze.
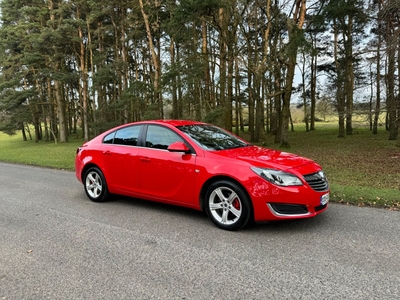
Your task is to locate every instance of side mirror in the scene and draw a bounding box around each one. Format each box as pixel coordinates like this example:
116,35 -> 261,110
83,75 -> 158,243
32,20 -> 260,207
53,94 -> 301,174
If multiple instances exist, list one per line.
167,141 -> 191,154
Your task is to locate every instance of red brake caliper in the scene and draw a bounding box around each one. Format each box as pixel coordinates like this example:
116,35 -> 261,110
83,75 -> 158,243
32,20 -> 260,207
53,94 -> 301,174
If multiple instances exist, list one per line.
232,198 -> 241,210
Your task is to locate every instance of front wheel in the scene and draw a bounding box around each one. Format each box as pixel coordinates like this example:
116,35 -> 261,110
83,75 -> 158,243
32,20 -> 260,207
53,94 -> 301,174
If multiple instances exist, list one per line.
205,180 -> 252,231
83,167 -> 109,202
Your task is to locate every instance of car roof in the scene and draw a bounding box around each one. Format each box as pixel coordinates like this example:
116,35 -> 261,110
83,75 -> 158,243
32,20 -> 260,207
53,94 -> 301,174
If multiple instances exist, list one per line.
134,119 -> 207,127
97,120 -> 209,139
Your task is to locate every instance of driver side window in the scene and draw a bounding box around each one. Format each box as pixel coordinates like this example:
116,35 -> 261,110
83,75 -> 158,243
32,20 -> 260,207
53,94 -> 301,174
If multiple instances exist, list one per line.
145,126 -> 183,150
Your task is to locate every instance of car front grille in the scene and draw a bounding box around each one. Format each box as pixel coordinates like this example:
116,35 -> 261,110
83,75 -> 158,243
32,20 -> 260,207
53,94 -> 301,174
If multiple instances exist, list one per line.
269,203 -> 309,215
303,172 -> 329,192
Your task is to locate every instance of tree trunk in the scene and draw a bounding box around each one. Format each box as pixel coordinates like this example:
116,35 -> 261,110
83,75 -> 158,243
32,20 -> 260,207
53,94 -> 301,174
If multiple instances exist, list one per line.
372,24 -> 381,134
48,0 -> 67,143
387,34 -> 398,140
170,40 -> 178,119
192,23 -> 201,120
310,37 -> 317,131
202,20 -> 211,115
139,0 -> 161,107
345,17 -> 354,136
78,21 -> 90,141
120,7 -> 129,123
279,0 -> 307,148
248,68 -> 255,141
21,123 -> 27,141
55,78 -> 68,143
333,19 -> 345,138
235,55 -> 240,135
218,8 -> 228,129
301,52 -> 309,131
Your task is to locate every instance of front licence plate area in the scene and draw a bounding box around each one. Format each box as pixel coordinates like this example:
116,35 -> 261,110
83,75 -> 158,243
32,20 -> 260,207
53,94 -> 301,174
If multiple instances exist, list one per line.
321,193 -> 330,205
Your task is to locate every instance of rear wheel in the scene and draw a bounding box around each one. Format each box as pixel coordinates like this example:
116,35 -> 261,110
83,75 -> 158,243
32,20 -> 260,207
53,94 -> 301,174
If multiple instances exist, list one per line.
205,180 -> 252,231
84,167 -> 109,202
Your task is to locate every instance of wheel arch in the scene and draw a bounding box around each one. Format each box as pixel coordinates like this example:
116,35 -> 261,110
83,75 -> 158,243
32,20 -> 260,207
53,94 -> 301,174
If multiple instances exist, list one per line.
199,175 -> 254,220
81,163 -> 101,182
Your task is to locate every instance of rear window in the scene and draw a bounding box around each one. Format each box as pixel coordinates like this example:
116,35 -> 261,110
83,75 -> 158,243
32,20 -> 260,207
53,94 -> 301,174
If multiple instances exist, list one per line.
103,125 -> 141,146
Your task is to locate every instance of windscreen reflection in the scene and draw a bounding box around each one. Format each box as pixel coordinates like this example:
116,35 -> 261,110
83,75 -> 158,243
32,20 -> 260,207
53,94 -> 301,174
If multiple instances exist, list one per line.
178,125 -> 249,150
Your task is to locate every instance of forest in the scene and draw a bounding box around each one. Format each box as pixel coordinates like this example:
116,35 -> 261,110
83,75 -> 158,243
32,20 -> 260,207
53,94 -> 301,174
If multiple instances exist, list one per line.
0,0 -> 399,147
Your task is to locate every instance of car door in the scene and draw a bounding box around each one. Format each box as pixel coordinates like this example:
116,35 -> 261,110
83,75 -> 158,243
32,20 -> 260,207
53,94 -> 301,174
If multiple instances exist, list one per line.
101,125 -> 141,194
137,125 -> 197,206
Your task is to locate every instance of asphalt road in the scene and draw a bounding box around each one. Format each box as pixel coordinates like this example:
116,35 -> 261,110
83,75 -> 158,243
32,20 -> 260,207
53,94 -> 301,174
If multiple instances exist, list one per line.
0,162 -> 399,300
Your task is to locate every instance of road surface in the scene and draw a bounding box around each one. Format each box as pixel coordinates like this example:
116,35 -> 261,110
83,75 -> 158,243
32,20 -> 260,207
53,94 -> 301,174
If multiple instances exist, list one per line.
0,162 -> 399,299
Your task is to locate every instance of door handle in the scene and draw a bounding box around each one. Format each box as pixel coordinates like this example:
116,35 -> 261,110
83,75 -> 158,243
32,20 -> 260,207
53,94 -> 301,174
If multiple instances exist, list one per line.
103,150 -> 112,155
140,157 -> 151,163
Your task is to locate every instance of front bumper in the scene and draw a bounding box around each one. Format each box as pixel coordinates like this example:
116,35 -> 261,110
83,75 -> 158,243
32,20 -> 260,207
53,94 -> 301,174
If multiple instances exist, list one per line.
267,202 -> 328,218
248,176 -> 329,222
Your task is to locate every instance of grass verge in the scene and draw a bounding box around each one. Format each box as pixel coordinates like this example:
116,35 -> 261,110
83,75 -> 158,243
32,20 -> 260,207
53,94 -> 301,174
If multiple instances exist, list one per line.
0,124 -> 399,210
246,123 -> 400,210
0,132 -> 82,170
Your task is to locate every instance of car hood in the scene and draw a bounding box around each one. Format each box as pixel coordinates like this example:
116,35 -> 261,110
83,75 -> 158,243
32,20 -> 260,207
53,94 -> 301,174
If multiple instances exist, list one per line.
211,146 -> 316,171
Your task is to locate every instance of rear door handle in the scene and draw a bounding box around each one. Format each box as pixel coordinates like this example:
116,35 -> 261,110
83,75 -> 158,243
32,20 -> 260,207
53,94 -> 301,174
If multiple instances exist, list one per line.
103,150 -> 112,156
140,157 -> 151,163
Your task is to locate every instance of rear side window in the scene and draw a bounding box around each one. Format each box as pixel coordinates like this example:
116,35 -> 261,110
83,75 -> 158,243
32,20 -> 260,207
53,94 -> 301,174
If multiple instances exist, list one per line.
103,132 -> 115,144
104,125 -> 141,146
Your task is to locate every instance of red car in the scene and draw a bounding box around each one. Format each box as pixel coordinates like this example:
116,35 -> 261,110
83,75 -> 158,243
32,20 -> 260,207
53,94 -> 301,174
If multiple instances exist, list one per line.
75,120 -> 329,230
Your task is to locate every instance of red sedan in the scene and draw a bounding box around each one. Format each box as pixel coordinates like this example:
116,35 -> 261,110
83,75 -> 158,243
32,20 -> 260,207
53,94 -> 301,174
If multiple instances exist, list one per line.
75,120 -> 329,230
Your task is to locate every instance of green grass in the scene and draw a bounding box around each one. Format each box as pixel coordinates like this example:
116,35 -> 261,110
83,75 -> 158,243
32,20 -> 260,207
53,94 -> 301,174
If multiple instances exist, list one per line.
0,123 -> 399,210
0,132 -> 82,170
260,123 -> 400,210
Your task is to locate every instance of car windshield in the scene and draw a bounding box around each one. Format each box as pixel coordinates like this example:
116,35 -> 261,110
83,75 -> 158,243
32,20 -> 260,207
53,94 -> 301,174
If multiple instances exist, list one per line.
177,124 -> 250,151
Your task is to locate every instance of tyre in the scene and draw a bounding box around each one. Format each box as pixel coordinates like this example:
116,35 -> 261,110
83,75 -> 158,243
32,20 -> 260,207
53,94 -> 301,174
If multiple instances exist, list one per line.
205,180 -> 252,231
83,167 -> 109,202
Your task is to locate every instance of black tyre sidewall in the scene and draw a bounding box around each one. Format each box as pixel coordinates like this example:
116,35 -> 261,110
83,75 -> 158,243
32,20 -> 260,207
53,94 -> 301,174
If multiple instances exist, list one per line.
84,167 -> 109,202
205,180 -> 252,231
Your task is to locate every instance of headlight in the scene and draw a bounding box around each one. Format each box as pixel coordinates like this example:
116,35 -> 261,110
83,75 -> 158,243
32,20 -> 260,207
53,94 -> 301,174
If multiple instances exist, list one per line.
251,167 -> 303,186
